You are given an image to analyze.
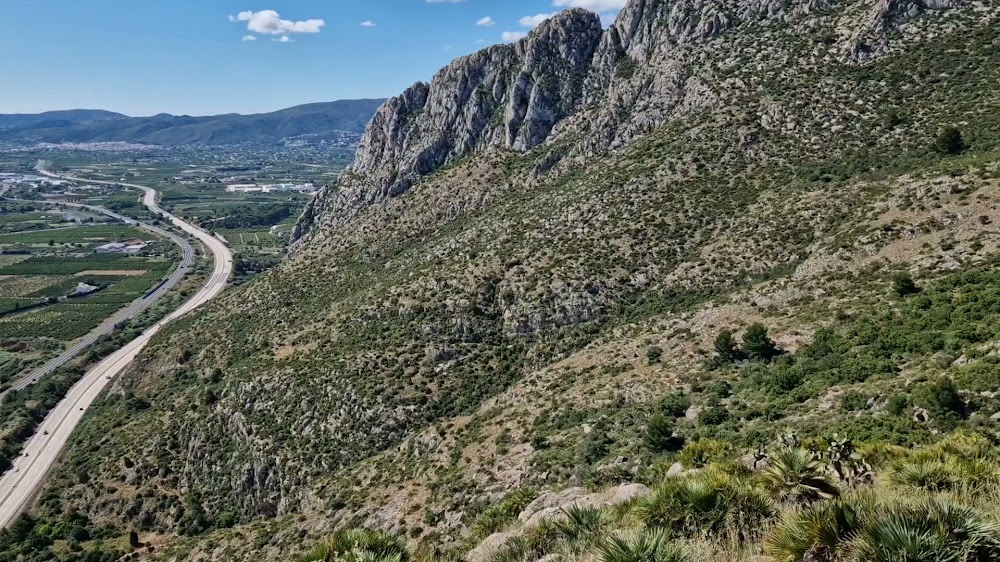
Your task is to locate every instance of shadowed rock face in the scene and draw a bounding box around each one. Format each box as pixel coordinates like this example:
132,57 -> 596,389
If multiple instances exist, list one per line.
293,0 -> 967,242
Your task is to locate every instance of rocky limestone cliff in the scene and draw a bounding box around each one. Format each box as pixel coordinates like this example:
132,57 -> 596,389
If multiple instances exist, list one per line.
293,9 -> 603,239
292,0 -> 965,244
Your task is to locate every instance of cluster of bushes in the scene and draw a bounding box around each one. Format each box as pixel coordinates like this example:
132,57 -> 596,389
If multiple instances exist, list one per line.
708,323 -> 781,368
659,260 -> 1000,450
303,432 -> 1000,562
0,513 -> 124,562
644,392 -> 691,453
297,529 -> 409,562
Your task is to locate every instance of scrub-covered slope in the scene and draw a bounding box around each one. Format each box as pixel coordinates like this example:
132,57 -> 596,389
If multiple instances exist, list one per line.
8,0 -> 1000,560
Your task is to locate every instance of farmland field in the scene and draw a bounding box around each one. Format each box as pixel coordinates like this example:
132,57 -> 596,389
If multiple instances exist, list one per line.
6,147 -> 333,285
216,228 -> 282,247
0,210 -> 179,345
0,224 -> 148,246
0,302 -> 123,340
0,255 -> 29,268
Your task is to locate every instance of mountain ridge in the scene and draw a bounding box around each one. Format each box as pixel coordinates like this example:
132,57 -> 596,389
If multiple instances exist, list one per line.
0,109 -> 127,129
0,99 -> 386,146
292,0 -> 963,244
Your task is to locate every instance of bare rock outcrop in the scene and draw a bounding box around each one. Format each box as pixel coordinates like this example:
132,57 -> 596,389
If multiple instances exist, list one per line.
292,0 -> 966,244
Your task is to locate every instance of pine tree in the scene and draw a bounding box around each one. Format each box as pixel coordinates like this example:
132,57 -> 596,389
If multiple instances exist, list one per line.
714,329 -> 740,362
743,323 -> 779,362
644,414 -> 683,452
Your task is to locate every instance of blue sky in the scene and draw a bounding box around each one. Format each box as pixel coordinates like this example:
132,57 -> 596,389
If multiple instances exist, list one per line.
0,0 -> 625,117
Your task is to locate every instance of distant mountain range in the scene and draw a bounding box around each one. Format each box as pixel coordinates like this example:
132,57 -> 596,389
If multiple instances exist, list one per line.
0,99 -> 386,146
0,109 -> 127,129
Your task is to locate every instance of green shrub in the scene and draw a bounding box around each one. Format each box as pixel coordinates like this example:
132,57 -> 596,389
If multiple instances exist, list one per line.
934,126 -> 967,155
713,329 -> 741,364
298,529 -> 409,562
553,505 -> 608,554
892,273 -> 921,297
635,469 -> 774,539
645,414 -> 684,453
765,493 -> 874,562
912,378 -> 966,428
677,440 -> 731,469
888,459 -> 953,491
886,394 -> 909,416
646,346 -> 664,365
596,529 -> 689,562
855,498 -> 1000,562
758,448 -> 840,503
840,391 -> 868,412
698,406 -> 729,426
743,324 -> 780,362
657,393 -> 690,419
471,488 -> 538,539
583,426 -> 613,464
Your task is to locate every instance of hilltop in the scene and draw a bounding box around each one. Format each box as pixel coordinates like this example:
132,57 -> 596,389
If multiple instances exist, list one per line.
0,99 -> 386,146
4,0 -> 1000,560
0,110 -> 127,129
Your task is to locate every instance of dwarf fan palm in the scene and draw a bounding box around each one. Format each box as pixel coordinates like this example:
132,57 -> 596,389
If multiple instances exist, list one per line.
596,529 -> 689,562
759,448 -> 840,503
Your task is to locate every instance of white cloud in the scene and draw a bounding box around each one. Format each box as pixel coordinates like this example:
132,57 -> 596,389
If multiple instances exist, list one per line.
230,10 -> 325,35
501,31 -> 528,42
242,35 -> 257,41
552,0 -> 627,10
519,13 -> 554,28
273,35 -> 294,43
476,16 -> 495,27
360,20 -> 376,27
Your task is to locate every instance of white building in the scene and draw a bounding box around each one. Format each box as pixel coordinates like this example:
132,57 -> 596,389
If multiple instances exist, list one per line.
261,183 -> 315,193
226,184 -> 264,193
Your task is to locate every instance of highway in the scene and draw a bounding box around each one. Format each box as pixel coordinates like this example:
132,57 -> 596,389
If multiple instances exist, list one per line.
0,201 -> 195,398
0,167 -> 234,527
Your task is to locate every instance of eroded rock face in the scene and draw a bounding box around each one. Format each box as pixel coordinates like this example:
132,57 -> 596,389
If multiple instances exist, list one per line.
293,0 -> 964,244
295,9 -> 603,236
847,0 -> 966,60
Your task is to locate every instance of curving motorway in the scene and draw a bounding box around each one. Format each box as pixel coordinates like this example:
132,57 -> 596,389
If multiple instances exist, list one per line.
0,167 -> 234,527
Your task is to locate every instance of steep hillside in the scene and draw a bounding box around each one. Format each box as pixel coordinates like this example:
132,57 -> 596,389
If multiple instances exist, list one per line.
7,0 -> 1000,561
0,99 -> 385,146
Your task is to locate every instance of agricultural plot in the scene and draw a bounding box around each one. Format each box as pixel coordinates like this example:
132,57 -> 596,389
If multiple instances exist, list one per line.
0,299 -> 23,315
80,192 -> 150,219
0,212 -> 68,234
0,302 -> 123,340
0,274 -> 63,295
0,224 -> 149,247
0,262 -> 172,339
0,255 -> 29,268
0,212 -> 178,342
0,254 -> 161,275
216,228 -> 282,247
